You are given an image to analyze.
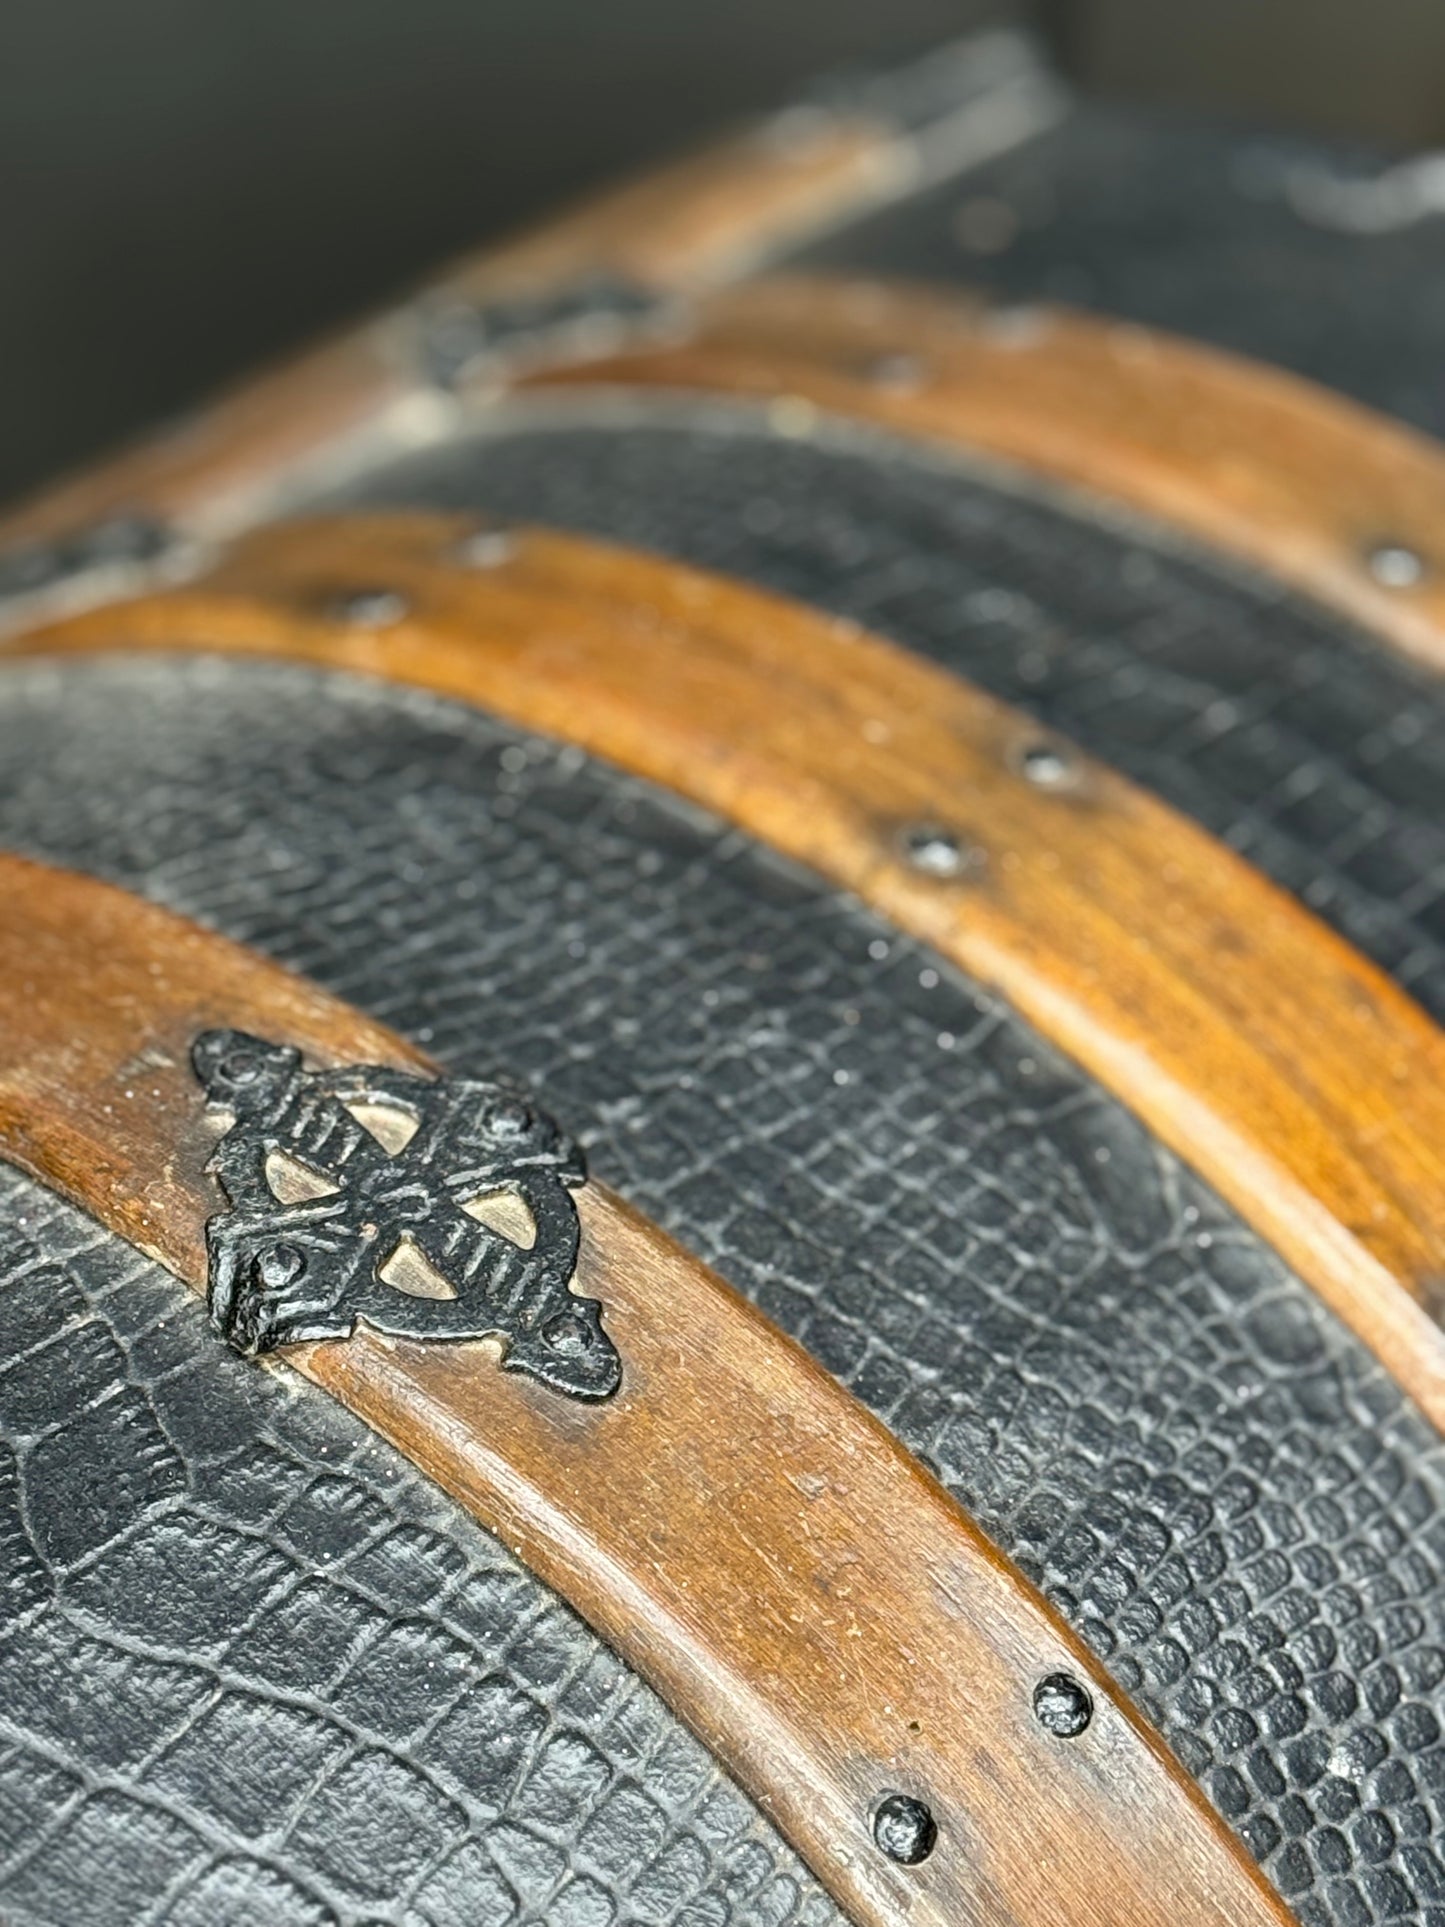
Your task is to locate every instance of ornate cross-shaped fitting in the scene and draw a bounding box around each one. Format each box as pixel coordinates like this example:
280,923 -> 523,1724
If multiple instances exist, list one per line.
192,1028 -> 620,1401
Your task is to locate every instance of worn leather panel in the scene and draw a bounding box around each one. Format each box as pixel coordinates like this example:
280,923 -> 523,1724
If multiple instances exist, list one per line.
2,658 -> 1445,1926
329,402 -> 1445,1023
795,100 -> 1445,439
0,1174 -> 839,1927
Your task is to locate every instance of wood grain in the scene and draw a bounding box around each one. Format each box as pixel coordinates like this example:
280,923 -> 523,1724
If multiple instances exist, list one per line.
16,513 -> 1445,1442
526,272 -> 1445,673
0,853 -> 1289,1927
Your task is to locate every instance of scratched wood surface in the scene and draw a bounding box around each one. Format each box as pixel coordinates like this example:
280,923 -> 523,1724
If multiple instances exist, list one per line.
14,512 -> 1445,1442
0,853 -> 1288,1927
523,272 -> 1445,674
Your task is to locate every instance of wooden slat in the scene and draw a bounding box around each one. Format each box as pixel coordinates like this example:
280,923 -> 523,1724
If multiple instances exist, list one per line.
0,133 -> 898,553
13,513 -> 1445,1439
0,854 -> 1288,1927
524,272 -> 1445,674
0,333 -> 418,553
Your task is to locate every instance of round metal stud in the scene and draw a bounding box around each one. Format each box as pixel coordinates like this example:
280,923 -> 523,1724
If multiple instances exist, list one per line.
455,528 -> 516,569
867,352 -> 927,393
1366,543 -> 1426,589
256,1243 -> 307,1291
901,825 -> 967,878
484,1097 -> 533,1140
1033,1671 -> 1093,1738
872,1792 -> 937,1865
1018,742 -> 1073,788
543,1312 -> 591,1357
217,1047 -> 263,1088
335,588 -> 409,629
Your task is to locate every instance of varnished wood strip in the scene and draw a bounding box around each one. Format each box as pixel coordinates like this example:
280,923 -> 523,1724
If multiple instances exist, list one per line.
15,513 -> 1445,1440
524,272 -> 1445,674
0,332 -> 418,554
434,119 -> 900,304
0,854 -> 1288,1927
0,130 -> 898,554
0,35 -> 1066,563
431,33 -> 1058,306
15,515 -> 1445,1429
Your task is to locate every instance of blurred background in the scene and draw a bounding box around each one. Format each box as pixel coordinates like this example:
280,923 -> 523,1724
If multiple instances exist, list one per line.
5,0 -> 1445,507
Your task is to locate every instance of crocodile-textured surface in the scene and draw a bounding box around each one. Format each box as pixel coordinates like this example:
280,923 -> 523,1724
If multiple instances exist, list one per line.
329,402 -> 1445,1022
0,1169 -> 841,1927
796,100 -> 1445,439
2,656 -> 1445,1926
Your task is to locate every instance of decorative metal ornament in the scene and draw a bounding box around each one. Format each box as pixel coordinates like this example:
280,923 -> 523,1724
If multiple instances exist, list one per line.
191,1028 -> 620,1400
413,272 -> 663,390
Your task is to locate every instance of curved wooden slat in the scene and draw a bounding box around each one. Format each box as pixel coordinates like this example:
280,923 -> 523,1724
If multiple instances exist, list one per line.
13,512 -> 1445,1439
0,139 -> 901,555
524,272 -> 1445,674
0,854 -> 1288,1927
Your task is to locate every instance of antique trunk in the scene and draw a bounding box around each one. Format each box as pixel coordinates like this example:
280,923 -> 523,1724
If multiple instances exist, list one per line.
3,30 -> 1445,1927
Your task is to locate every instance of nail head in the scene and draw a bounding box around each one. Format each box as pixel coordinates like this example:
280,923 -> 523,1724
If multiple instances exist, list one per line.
902,826 -> 967,878
455,529 -> 516,569
1367,543 -> 1425,589
1033,1672 -> 1093,1738
872,1792 -> 937,1865
1019,742 -> 1073,788
335,588 -> 409,629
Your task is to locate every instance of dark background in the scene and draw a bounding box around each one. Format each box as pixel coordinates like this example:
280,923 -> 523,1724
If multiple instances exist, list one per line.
5,0 -> 1445,509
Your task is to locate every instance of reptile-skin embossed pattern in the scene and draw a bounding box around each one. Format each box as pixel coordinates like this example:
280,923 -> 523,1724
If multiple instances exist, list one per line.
0,1167 -> 841,1927
797,101 -> 1445,439
329,402 -> 1445,1021
1,657 -> 1444,1927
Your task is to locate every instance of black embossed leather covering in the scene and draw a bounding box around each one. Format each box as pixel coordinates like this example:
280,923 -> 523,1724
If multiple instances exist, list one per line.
797,101 -> 1445,439
330,401 -> 1445,1023
2,657 -> 1445,1927
0,1178 -> 838,1927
